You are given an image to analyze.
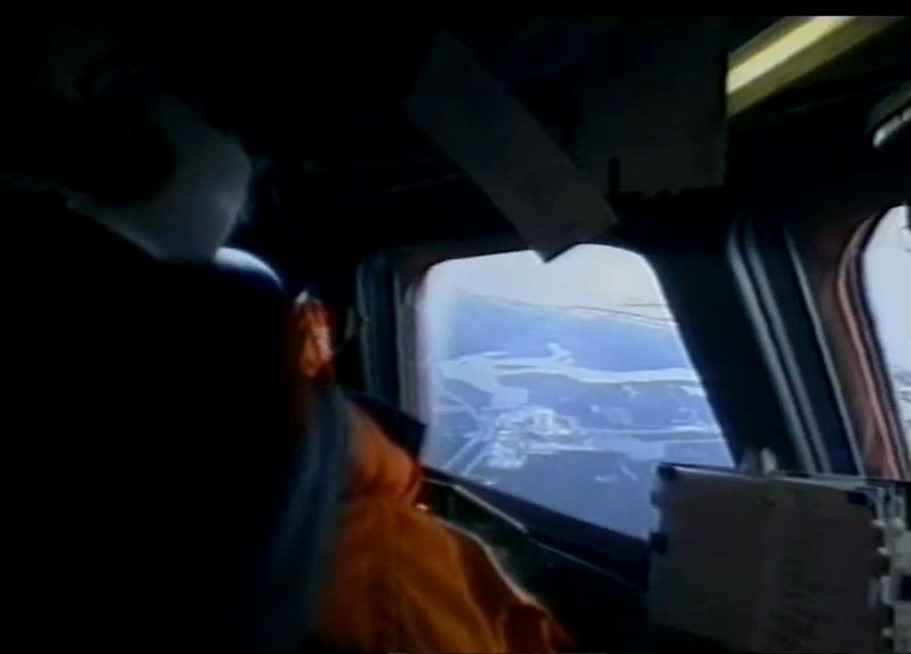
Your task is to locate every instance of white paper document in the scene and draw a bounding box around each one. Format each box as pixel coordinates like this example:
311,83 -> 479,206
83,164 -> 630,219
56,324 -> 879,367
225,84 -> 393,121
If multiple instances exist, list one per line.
650,466 -> 908,653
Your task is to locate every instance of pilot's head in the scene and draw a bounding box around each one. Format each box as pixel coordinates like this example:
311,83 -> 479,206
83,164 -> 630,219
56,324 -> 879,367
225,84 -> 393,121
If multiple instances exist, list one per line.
0,20 -> 252,262
292,290 -> 336,385
290,285 -> 367,386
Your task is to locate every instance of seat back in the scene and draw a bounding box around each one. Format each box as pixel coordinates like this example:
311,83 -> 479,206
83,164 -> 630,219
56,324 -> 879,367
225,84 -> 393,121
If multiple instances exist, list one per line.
4,188 -> 346,650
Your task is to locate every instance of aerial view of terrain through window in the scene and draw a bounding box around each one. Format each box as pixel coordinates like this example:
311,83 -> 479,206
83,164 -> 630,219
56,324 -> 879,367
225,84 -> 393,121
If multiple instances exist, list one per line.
415,245 -> 733,538
863,205 -> 911,444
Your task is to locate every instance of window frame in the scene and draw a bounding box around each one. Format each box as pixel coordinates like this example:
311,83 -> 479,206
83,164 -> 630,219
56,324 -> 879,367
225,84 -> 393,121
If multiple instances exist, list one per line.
360,234 -> 663,572
855,205 -> 911,446
393,236 -> 528,422
357,191 -> 860,543
391,236 -> 739,457
787,201 -> 911,480
357,234 -> 528,410
842,206 -> 910,474
358,226 -> 786,546
725,74 -> 911,478
728,212 -> 863,475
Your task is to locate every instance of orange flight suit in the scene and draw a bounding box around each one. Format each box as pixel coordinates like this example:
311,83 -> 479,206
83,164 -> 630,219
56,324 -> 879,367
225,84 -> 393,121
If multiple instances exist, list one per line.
293,293 -> 571,653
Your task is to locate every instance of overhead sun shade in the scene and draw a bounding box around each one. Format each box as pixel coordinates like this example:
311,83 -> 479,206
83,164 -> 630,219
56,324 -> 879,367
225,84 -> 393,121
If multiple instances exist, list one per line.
405,31 -> 617,261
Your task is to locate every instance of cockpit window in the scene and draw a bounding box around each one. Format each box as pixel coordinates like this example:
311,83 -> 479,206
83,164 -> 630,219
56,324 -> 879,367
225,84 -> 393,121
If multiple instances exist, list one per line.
862,205 -> 911,443
414,244 -> 732,537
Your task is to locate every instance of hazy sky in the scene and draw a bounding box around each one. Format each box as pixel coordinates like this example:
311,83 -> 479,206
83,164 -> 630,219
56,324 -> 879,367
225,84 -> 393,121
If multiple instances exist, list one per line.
420,206 -> 910,374
864,205 -> 911,371
417,244 -> 684,379
420,244 -> 671,317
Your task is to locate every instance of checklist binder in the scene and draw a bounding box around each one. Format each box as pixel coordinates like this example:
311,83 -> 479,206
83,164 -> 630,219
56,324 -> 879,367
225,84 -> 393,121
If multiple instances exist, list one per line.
648,464 -> 910,653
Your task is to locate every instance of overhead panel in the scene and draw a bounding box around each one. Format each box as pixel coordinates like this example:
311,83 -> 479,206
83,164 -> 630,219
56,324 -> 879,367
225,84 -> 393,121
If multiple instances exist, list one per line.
569,18 -> 729,196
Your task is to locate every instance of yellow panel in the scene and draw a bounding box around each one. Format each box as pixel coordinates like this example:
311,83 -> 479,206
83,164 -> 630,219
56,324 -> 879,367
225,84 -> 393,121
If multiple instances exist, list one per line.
726,16 -> 903,116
